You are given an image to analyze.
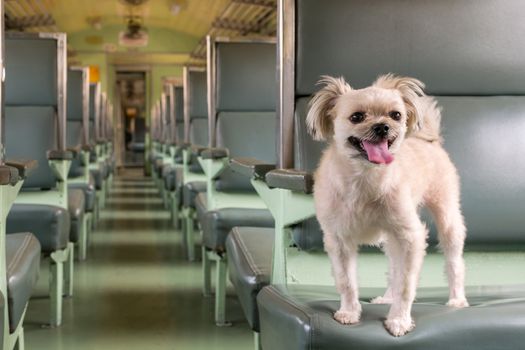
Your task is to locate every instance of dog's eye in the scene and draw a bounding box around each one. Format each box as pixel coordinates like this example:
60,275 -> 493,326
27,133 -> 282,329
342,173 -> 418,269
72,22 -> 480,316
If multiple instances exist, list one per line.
350,112 -> 365,123
389,111 -> 401,121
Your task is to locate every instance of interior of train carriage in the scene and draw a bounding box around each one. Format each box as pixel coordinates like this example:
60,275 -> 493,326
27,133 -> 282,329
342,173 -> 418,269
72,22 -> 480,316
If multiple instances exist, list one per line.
1,0 -> 525,349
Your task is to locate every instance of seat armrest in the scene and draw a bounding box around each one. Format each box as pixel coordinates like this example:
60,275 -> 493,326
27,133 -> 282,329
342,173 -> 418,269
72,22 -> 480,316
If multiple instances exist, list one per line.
265,169 -> 314,194
5,159 -> 38,179
230,157 -> 275,180
82,144 -> 94,152
200,147 -> 229,160
179,142 -> 192,150
66,147 -> 81,156
0,165 -> 19,185
190,145 -> 207,157
47,150 -> 74,161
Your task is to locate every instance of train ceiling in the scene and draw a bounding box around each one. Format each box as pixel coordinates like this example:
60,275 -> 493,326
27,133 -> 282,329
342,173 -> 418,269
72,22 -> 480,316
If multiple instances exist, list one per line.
4,0 -> 277,66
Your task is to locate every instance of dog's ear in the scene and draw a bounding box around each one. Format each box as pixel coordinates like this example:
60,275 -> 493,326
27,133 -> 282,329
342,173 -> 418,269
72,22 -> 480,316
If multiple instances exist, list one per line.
374,74 -> 425,133
307,76 -> 352,141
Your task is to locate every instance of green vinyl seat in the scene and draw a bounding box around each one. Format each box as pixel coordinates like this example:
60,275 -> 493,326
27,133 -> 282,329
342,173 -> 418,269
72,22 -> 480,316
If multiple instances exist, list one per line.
226,227 -> 273,331
250,0 -> 525,348
163,164 -> 181,192
182,181 -> 206,208
7,205 -> 69,253
196,39 -> 277,327
0,294 -> 3,346
258,284 -> 525,350
197,195 -> 274,251
90,166 -> 104,190
6,232 -> 41,332
69,178 -> 96,212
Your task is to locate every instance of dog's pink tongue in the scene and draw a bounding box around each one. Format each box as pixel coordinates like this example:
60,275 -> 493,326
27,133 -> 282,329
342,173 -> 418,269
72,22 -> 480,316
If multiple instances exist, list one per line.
362,140 -> 394,164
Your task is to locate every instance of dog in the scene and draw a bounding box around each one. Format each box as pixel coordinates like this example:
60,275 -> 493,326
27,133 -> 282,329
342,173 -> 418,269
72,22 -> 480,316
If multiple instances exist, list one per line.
307,74 -> 468,337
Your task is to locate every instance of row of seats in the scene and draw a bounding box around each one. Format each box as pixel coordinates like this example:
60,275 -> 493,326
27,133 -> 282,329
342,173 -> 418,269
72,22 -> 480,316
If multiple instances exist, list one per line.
151,0 -> 525,349
0,29 -> 115,349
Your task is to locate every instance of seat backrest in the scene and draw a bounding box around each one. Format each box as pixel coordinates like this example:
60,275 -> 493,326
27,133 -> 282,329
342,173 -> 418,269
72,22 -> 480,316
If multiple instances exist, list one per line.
5,34 -> 65,189
6,107 -> 58,188
187,69 -> 208,146
174,86 -> 184,143
210,39 -> 277,192
67,68 -> 89,176
285,0 -> 525,250
89,83 -> 100,144
160,92 -> 170,144
184,68 -> 208,172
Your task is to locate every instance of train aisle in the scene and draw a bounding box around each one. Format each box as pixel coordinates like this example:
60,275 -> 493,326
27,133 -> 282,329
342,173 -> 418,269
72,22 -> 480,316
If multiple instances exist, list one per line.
22,168 -> 252,350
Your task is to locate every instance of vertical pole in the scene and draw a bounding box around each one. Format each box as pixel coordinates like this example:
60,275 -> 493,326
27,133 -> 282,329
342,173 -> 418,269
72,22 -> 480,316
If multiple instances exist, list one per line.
202,247 -> 212,296
277,0 -> 296,169
82,67 -> 90,146
206,36 -> 217,148
183,67 -> 190,144
0,0 -> 5,165
57,34 -> 67,151
215,257 -> 230,326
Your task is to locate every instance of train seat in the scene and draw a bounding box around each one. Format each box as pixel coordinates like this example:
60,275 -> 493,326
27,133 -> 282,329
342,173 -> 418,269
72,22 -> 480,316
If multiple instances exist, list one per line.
161,85 -> 185,224
66,67 -> 93,260
226,227 -> 273,332
196,38 -> 277,326
229,1 -> 525,349
179,68 -> 208,261
4,34 -> 75,327
5,232 -> 41,333
7,204 -> 70,254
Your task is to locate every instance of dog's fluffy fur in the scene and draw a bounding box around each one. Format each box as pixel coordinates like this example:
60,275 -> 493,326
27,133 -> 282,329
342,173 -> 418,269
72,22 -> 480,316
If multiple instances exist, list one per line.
307,74 -> 468,337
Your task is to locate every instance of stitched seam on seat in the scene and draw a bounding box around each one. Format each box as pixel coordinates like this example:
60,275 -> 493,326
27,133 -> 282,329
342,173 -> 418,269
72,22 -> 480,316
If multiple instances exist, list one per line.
264,286 -> 314,349
264,286 -> 313,320
234,228 -> 262,276
7,235 -> 31,275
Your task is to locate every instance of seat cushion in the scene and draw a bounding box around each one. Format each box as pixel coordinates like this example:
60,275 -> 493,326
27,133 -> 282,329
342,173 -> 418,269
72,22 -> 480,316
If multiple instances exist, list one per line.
154,158 -> 164,177
90,167 -> 103,190
182,181 -> 206,208
104,157 -> 115,177
195,193 -> 275,251
69,182 -> 96,212
6,232 -> 41,331
7,204 -> 70,252
226,227 -> 273,331
68,164 -> 85,178
258,284 -> 525,350
68,188 -> 85,243
164,167 -> 183,192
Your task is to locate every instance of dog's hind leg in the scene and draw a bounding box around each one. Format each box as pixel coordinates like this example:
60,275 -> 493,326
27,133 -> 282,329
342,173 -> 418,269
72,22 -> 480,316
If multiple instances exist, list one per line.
429,201 -> 469,308
324,233 -> 361,324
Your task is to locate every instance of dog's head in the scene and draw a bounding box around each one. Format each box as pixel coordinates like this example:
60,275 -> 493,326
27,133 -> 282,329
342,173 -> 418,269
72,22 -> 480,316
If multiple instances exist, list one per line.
307,74 -> 425,165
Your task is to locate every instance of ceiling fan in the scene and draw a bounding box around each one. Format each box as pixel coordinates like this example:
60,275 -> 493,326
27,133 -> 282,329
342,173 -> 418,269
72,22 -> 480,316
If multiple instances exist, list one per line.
119,16 -> 149,47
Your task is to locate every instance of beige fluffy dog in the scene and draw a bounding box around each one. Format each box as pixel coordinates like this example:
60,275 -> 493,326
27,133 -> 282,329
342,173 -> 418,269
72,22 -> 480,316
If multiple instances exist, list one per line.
307,74 -> 468,337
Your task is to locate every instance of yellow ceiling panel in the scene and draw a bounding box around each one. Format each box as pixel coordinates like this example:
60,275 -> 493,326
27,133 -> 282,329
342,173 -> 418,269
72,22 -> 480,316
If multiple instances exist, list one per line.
108,52 -> 189,65
49,0 -> 230,37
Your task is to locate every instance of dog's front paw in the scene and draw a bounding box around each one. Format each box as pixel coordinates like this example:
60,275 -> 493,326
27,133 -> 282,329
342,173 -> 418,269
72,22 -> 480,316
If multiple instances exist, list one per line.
334,309 -> 361,325
384,317 -> 414,337
371,296 -> 393,304
447,298 -> 469,308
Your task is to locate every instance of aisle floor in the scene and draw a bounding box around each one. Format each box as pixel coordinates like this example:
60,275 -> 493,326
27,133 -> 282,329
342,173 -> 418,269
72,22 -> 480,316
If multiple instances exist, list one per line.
23,168 -> 253,350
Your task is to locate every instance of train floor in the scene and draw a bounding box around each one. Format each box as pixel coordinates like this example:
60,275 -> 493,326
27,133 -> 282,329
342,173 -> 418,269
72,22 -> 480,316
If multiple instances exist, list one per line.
23,168 -> 253,350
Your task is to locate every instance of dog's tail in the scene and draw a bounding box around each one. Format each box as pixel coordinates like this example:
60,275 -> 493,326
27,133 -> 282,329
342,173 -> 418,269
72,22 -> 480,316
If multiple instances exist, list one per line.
411,96 -> 443,143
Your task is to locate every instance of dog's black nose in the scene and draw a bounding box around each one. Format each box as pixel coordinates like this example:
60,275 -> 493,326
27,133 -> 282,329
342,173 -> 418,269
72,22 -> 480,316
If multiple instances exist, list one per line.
373,123 -> 389,137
